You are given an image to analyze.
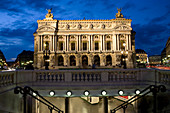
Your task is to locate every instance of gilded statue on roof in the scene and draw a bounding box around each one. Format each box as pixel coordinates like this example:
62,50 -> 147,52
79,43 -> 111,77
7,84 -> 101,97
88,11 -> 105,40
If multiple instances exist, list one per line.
116,8 -> 123,18
45,8 -> 53,19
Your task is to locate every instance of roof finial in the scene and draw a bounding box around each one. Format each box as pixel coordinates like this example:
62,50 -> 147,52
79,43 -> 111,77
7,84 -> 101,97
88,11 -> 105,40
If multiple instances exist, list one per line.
83,17 -> 86,20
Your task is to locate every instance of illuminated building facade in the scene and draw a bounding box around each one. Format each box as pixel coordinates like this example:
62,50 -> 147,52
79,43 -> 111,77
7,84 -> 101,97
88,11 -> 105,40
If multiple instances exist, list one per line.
136,49 -> 148,64
15,50 -> 34,69
33,9 -> 136,69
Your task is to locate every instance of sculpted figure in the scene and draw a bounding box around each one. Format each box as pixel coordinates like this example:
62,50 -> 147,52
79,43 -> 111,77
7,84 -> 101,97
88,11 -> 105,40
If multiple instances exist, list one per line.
116,8 -> 123,18
45,8 -> 53,19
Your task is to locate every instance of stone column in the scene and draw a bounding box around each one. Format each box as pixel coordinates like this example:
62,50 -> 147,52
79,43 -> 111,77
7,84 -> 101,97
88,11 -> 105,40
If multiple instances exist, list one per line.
129,34 -> 132,50
91,35 -> 93,51
53,35 -> 55,51
89,35 -> 90,51
64,54 -> 69,66
88,54 -> 93,66
100,35 -> 102,51
101,54 -> 105,66
76,35 -> 78,51
103,35 -> 105,51
38,36 -> 41,51
117,34 -> 120,50
126,34 -> 128,50
67,36 -> 69,51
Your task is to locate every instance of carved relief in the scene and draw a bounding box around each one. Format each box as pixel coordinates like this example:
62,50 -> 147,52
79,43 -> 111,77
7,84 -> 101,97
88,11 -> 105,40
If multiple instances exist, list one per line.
89,24 -> 93,29
101,24 -> 105,29
66,24 -> 70,30
83,24 -> 88,28
116,55 -> 121,62
38,26 -> 55,31
60,25 -> 64,28
78,24 -> 82,30
114,25 -> 130,30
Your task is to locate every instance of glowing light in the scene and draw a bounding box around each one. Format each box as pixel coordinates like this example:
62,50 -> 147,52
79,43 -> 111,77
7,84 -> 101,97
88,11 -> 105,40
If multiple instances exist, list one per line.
49,91 -> 55,96
67,91 -> 72,96
84,91 -> 90,96
123,43 -> 126,47
118,90 -> 124,95
135,89 -> 140,95
33,92 -> 37,96
121,51 -> 123,54
126,51 -> 128,54
101,90 -> 107,96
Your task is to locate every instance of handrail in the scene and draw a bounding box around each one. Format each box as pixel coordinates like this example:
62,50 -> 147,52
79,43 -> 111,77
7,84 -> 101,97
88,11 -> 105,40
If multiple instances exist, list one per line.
110,85 -> 166,113
14,86 -> 63,113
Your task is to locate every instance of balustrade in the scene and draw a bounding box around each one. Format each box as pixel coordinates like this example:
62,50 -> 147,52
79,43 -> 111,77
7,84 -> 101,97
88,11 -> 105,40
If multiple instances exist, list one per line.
0,72 -> 14,86
36,72 -> 65,82
0,69 -> 170,88
108,70 -> 137,81
158,70 -> 170,84
72,72 -> 101,82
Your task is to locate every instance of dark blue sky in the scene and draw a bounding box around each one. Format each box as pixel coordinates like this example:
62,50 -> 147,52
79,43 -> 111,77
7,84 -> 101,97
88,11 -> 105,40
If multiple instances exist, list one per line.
0,0 -> 170,61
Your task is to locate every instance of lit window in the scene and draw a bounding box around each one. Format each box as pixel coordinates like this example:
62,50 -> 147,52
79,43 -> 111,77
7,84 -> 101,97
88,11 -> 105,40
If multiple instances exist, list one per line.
120,40 -> 125,50
44,42 -> 49,50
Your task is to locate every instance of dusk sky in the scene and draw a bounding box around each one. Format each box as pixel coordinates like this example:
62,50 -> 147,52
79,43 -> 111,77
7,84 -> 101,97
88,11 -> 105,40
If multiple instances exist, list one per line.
0,0 -> 170,61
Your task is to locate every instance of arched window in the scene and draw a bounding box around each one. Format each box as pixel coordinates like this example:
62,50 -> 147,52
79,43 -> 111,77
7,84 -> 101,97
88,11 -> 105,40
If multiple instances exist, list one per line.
94,55 -> 100,66
58,56 -> 64,66
70,55 -> 76,66
106,55 -> 112,66
82,55 -> 88,66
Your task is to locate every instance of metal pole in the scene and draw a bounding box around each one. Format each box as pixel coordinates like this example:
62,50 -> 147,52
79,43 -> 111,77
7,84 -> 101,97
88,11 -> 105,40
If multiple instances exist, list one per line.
153,92 -> 157,113
50,108 -> 53,113
123,106 -> 127,113
23,93 -> 27,113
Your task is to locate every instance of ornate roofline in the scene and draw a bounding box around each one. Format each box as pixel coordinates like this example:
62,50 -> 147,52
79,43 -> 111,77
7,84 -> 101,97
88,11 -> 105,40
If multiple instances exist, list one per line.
37,18 -> 132,22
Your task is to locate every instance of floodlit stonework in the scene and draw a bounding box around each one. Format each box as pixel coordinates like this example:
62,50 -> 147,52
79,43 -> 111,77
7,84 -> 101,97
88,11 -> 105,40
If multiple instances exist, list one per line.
33,9 -> 136,69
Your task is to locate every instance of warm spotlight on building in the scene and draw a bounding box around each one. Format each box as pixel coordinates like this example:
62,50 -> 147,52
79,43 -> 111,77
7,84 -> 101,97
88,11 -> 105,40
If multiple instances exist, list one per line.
49,90 -> 55,96
118,90 -> 124,95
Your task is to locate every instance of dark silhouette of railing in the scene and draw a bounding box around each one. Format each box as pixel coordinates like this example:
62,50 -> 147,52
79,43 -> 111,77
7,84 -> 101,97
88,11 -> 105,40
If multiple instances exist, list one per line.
14,86 -> 63,113
110,85 -> 166,113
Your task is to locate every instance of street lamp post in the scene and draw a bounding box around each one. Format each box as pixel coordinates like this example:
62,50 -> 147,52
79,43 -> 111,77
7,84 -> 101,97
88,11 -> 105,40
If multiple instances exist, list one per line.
43,50 -> 50,70
121,50 -> 128,69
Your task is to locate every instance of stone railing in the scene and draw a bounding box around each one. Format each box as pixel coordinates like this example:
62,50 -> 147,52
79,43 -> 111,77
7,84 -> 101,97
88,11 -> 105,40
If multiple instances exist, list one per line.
0,69 -> 170,89
158,70 -> 170,84
108,70 -> 138,81
0,71 -> 15,87
36,72 -> 65,82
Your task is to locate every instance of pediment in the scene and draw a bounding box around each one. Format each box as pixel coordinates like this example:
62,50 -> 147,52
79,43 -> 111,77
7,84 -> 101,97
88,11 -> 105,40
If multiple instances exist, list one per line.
37,25 -> 55,32
114,25 -> 132,30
